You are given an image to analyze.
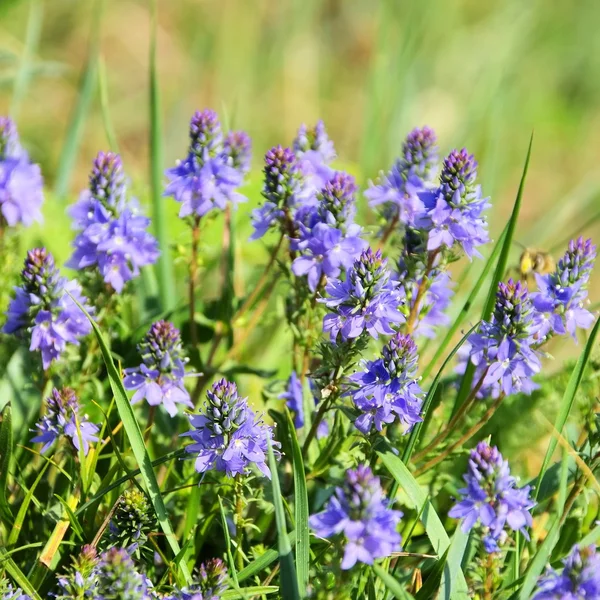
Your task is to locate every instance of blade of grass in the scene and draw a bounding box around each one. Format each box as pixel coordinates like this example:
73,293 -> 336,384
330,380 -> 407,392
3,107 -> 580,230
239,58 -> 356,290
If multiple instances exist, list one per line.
372,563 -> 416,600
218,497 -> 240,588
452,132 -> 533,417
0,404 -> 14,526
439,529 -> 470,600
534,317 -> 600,499
285,409 -> 309,596
54,0 -> 102,200
149,0 -> 175,313
97,55 -> 119,153
237,530 -> 297,583
221,587 -> 279,599
267,435 -> 300,600
69,294 -> 191,584
0,549 -> 42,600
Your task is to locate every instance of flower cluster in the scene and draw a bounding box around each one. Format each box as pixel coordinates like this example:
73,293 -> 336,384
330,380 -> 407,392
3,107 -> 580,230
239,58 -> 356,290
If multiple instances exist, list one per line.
165,109 -> 248,219
279,371 -> 328,438
0,116 -> 44,228
0,579 -> 31,600
124,320 -> 192,417
420,148 -> 489,258
292,172 -> 366,291
109,488 -> 156,557
533,237 -> 596,339
32,387 -> 99,456
347,333 -> 423,434
3,248 -> 93,369
68,152 -> 159,293
533,544 -> 600,599
467,279 -> 541,397
449,441 -> 534,552
55,544 -> 99,599
293,119 -> 336,164
183,379 -> 279,478
310,465 -> 402,569
366,126 -> 439,226
95,547 -> 150,599
321,247 -> 404,341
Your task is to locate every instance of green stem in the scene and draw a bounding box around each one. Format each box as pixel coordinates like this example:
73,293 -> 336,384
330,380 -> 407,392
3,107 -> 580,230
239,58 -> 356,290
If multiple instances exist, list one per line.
234,475 -> 245,571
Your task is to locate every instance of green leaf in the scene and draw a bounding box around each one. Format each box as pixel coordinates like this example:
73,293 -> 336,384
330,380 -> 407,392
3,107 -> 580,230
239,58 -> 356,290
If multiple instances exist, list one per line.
452,133 -> 533,416
267,435 -> 300,600
218,497 -> 240,588
439,529 -> 470,600
285,409 -> 309,596
376,440 -> 468,592
69,294 -> 191,584
221,587 -> 279,599
237,530 -> 298,583
0,549 -> 42,600
415,547 -> 450,600
54,494 -> 84,540
149,0 -> 175,313
535,316 -> 600,499
402,325 -> 477,463
372,563 -> 415,600
0,404 -> 14,526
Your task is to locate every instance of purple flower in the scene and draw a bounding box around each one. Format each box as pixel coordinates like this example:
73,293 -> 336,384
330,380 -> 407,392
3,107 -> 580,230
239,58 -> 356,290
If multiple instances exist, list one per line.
95,547 -> 150,599
420,148 -> 489,258
3,248 -> 93,369
315,171 -> 359,231
466,279 -> 541,398
309,465 -> 402,569
183,379 -> 280,478
165,109 -> 248,219
293,120 -> 336,164
68,152 -> 159,293
533,544 -> 600,599
0,117 -> 44,228
56,545 -> 99,600
347,333 -> 423,434
449,441 -> 534,552
321,248 -> 404,341
279,370 -> 304,427
32,387 -> 99,455
532,237 -> 596,340
366,126 -> 438,227
124,321 -> 192,417
1,581 -> 32,600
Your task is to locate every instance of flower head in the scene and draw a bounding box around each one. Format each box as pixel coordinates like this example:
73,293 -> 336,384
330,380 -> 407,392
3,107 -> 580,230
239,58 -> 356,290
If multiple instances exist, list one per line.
189,109 -> 223,163
293,120 -> 336,164
183,379 -> 280,478
467,279 -> 541,397
55,545 -> 99,600
309,465 -> 402,569
316,172 -> 358,230
347,333 -> 423,434
124,320 -> 192,417
422,148 -> 489,258
3,248 -> 93,369
0,578 -> 32,600
95,547 -> 150,600
32,387 -> 99,455
262,145 -> 302,207
224,130 -> 252,175
68,152 -> 159,293
449,441 -> 534,553
0,116 -> 44,228
109,489 -> 156,557
321,248 -> 404,341
533,544 -> 600,599
532,237 -> 596,339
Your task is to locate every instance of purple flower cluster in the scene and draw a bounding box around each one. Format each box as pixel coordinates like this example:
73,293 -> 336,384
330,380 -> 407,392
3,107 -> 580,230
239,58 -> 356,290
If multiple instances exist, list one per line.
68,152 -> 159,293
279,371 -> 328,438
533,544 -> 600,599
165,109 -> 248,219
309,465 -> 402,569
395,227 -> 454,338
292,172 -> 366,290
32,387 -> 99,456
532,237 -> 596,340
3,248 -> 93,369
0,581 -> 31,600
56,545 -> 99,600
0,116 -> 44,228
95,547 -> 150,599
293,120 -> 336,164
366,126 -> 439,227
321,248 -> 404,341
467,279 -> 541,397
420,148 -> 489,258
449,441 -> 534,553
183,379 -> 279,478
164,559 -> 228,600
347,333 -> 423,434
124,321 -> 192,417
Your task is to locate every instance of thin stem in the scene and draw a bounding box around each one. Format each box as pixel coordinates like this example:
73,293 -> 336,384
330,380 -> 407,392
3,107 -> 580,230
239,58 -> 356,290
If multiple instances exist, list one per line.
144,405 -> 156,443
379,214 -> 399,249
406,250 -> 438,334
414,393 -> 505,476
411,369 -> 488,463
189,216 -> 201,350
234,475 -> 245,571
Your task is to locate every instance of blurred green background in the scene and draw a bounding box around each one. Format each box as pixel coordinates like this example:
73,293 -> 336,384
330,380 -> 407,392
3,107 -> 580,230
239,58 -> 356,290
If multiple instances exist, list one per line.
1,0 -> 600,474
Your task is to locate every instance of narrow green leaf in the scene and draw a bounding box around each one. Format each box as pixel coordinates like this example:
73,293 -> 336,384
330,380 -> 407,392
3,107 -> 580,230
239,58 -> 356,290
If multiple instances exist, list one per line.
221,587 -> 279,599
237,530 -> 297,583
535,316 -> 600,499
422,226 -> 507,380
0,549 -> 42,600
415,547 -> 450,600
149,0 -> 175,312
402,325 -> 477,464
372,563 -> 415,600
0,404 -> 14,526
452,133 -> 534,416
54,494 -> 84,540
69,294 -> 191,584
218,497 -> 240,589
285,409 -> 309,596
267,435 -> 300,600
439,529 -> 470,600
